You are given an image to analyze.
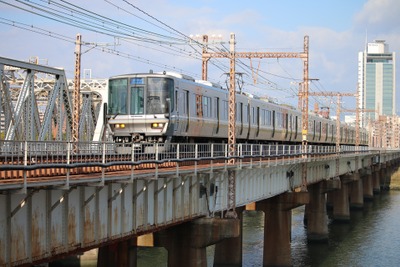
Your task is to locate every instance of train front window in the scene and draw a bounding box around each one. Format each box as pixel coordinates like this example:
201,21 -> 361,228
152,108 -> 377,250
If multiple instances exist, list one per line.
108,78 -> 128,115
147,77 -> 174,114
130,86 -> 144,114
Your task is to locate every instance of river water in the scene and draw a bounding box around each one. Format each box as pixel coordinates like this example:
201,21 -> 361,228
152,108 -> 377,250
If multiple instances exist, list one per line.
136,189 -> 400,267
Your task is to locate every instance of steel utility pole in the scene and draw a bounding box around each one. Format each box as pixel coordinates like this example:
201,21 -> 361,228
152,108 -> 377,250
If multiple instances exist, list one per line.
201,34 -> 310,206
309,91 -> 355,177
73,34 -> 82,143
226,33 -> 237,218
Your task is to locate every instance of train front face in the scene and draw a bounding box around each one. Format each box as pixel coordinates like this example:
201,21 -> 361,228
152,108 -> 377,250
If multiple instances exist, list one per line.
107,74 -> 174,150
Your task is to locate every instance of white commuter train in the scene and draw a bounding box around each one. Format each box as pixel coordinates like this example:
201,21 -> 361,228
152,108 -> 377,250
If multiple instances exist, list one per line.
106,71 -> 368,150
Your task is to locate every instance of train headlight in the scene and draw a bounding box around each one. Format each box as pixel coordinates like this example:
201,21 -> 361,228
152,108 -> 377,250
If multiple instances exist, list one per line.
151,123 -> 164,129
115,124 -> 126,129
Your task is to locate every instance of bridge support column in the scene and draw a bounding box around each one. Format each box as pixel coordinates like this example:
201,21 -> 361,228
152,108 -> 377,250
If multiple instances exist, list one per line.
98,238 -> 137,267
372,165 -> 381,194
154,217 -> 240,267
214,207 -> 245,267
380,163 -> 389,190
349,172 -> 363,209
305,182 -> 332,242
362,168 -> 374,201
331,178 -> 350,222
257,192 -> 308,267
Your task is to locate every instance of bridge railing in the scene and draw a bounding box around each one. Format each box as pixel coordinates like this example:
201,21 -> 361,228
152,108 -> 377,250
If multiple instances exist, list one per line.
0,140 -> 374,170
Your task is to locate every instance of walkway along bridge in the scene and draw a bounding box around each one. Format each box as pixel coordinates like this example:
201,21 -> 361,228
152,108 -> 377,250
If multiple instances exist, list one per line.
0,141 -> 399,266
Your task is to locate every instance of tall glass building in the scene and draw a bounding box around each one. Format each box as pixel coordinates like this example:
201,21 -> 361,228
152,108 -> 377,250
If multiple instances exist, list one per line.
358,40 -> 396,125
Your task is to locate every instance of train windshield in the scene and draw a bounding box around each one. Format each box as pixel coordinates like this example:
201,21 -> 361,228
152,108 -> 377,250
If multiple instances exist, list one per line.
108,77 -> 173,116
108,78 -> 128,115
146,77 -> 173,114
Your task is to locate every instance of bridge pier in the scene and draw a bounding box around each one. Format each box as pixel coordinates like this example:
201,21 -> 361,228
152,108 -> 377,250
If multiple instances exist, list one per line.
372,165 -> 381,194
305,180 -> 339,242
362,168 -> 374,200
379,163 -> 389,190
349,172 -> 363,209
330,175 -> 350,222
154,217 -> 240,267
257,192 -> 308,266
98,238 -> 137,267
214,207 -> 245,267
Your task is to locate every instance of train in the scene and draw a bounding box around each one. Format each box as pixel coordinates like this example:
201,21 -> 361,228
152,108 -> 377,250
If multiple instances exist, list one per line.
106,71 -> 368,152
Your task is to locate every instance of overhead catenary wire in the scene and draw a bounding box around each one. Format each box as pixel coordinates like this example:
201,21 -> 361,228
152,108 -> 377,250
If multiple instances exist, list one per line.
1,0 -> 325,106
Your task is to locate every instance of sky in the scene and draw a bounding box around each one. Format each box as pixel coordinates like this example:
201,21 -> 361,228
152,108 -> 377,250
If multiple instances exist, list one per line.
1,0 -> 400,113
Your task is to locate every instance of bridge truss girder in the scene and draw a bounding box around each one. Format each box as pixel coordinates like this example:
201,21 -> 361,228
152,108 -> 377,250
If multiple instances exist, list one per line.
0,56 -> 106,142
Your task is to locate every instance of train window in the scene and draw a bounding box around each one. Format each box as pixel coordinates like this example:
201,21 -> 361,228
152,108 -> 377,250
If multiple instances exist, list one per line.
261,109 -> 265,125
244,104 -> 248,123
147,77 -> 174,114
222,100 -> 228,120
266,110 -> 272,126
237,102 -> 243,123
203,96 -> 212,117
184,91 -> 189,115
108,78 -> 128,115
215,97 -> 220,120
130,86 -> 144,114
276,112 -> 283,128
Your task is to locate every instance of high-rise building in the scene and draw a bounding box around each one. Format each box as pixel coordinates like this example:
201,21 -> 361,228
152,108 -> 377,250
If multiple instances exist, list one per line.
358,40 -> 396,125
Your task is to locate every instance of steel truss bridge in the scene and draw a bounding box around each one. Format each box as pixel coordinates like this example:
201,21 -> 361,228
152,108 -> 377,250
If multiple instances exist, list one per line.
0,56 -> 107,143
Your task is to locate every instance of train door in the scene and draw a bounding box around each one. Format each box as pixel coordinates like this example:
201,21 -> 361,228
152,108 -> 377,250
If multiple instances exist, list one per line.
288,114 -> 293,141
246,102 -> 251,140
239,102 -> 243,136
256,107 -> 260,138
182,90 -> 189,133
213,97 -> 220,135
318,121 -> 322,141
172,89 -> 180,133
272,110 -> 275,138
284,113 -> 289,140
312,120 -> 316,141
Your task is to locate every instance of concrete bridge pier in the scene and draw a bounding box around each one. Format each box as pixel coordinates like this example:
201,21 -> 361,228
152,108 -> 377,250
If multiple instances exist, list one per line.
98,238 -> 137,267
256,192 -> 308,266
372,165 -> 381,194
362,167 -> 374,201
330,174 -> 351,222
349,172 -> 363,209
305,180 -> 339,242
214,207 -> 245,267
153,217 -> 240,267
379,163 -> 389,190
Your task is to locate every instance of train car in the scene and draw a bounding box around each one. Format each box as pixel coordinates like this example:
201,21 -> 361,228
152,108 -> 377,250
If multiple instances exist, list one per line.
106,71 -> 368,152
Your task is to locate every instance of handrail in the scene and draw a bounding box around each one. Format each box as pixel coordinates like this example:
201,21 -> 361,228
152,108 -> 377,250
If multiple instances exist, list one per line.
0,140 -> 377,171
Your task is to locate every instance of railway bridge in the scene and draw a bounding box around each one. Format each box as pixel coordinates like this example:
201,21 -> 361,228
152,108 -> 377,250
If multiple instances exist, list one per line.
1,56 -> 400,266
0,141 -> 399,267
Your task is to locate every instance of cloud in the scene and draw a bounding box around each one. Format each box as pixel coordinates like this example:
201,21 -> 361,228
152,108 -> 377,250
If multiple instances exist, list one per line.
354,0 -> 400,33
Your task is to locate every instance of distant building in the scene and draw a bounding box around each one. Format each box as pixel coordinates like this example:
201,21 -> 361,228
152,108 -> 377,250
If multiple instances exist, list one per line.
358,40 -> 396,125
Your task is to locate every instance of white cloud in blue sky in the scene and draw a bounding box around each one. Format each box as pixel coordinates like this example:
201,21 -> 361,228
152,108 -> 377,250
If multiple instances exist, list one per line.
1,0 -> 399,111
